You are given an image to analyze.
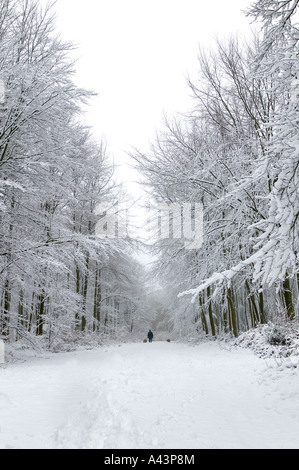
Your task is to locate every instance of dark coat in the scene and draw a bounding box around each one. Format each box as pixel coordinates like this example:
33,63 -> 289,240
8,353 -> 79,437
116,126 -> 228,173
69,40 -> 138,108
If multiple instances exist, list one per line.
147,330 -> 154,340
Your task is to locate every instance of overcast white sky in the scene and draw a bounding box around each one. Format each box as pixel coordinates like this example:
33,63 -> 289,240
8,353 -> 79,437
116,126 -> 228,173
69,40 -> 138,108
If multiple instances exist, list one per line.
47,0 -> 253,185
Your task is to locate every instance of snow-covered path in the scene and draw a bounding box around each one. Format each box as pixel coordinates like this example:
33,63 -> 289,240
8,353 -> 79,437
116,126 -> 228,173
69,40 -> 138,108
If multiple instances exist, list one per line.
0,342 -> 298,449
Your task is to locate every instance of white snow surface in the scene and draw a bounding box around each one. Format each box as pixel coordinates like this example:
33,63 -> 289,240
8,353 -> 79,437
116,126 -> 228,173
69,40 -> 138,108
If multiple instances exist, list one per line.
0,341 -> 298,449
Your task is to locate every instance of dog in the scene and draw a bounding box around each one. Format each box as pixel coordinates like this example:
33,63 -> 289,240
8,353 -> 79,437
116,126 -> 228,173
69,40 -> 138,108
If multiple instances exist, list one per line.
143,339 -> 147,343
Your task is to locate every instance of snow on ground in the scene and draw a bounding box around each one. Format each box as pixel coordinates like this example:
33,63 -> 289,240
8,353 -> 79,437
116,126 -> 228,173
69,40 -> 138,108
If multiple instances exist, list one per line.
0,341 -> 298,449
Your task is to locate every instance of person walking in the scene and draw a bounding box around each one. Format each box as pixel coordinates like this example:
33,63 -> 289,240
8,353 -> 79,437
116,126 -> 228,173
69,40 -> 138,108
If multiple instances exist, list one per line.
147,329 -> 154,343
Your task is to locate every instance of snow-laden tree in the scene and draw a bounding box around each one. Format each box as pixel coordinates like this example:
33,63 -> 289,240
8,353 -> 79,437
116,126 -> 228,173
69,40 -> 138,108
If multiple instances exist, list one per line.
181,0 -> 299,322
134,9 -> 299,338
133,34 -> 279,337
0,0 -> 149,348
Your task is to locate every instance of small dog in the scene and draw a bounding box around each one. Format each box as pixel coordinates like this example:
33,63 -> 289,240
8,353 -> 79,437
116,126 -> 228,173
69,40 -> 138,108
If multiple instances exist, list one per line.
167,339 -> 171,343
143,339 -> 147,343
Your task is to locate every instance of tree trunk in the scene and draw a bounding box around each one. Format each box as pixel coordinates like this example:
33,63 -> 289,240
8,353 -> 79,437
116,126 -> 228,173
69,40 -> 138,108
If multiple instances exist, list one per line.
259,291 -> 267,324
283,275 -> 295,320
75,264 -> 81,329
2,278 -> 11,337
245,280 -> 259,327
93,269 -> 101,332
81,254 -> 90,332
36,292 -> 45,336
17,289 -> 25,339
199,294 -> 209,335
227,287 -> 238,337
207,286 -> 216,337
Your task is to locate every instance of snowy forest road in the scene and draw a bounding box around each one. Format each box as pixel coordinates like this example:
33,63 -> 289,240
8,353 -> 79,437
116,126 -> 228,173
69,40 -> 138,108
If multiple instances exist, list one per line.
0,342 -> 298,449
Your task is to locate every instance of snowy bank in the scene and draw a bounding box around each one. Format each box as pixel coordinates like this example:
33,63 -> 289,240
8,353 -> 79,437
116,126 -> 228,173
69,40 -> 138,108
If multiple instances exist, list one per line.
233,321 -> 299,369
